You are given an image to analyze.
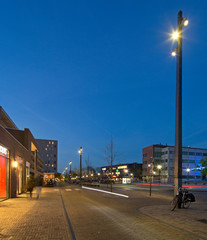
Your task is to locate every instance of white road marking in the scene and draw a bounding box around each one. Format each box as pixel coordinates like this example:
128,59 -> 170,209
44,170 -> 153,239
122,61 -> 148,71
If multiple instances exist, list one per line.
75,188 -> 80,191
65,189 -> 72,191
54,189 -> 59,191
82,186 -> 129,198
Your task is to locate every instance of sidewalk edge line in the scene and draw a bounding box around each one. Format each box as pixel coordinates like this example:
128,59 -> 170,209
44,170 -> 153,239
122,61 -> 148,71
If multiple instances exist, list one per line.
60,190 -> 76,240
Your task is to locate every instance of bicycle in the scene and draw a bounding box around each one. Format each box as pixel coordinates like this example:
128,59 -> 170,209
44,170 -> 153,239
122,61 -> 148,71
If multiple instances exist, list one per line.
170,187 -> 195,211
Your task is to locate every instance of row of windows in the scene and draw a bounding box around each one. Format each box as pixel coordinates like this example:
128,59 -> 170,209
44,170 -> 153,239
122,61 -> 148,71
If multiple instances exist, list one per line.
169,159 -> 196,163
45,163 -> 56,167
167,151 -> 207,156
144,151 -> 207,158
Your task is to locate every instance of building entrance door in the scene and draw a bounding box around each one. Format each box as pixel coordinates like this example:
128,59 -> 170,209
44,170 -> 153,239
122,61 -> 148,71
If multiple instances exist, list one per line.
0,155 -> 6,199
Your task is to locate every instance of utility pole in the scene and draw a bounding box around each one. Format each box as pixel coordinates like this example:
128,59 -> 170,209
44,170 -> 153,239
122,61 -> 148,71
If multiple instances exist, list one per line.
171,11 -> 188,206
174,11 -> 183,200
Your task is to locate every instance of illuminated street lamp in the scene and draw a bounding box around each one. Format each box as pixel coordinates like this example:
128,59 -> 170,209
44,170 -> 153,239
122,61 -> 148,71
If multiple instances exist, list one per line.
78,147 -> 83,186
148,163 -> 153,196
171,48 -> 177,56
171,11 -> 189,198
186,168 -> 190,184
69,161 -> 72,175
157,165 -> 162,184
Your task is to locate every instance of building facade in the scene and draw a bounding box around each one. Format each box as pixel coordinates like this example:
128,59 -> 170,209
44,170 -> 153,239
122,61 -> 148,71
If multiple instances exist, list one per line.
36,139 -> 58,174
0,106 -> 44,199
101,163 -> 142,180
142,144 -> 207,182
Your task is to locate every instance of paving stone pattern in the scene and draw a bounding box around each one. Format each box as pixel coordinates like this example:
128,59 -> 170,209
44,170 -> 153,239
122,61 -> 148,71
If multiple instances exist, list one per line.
0,189 -> 71,240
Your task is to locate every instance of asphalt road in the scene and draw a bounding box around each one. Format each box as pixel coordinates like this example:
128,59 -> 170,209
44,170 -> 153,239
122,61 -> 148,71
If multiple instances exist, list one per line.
60,184 -> 207,240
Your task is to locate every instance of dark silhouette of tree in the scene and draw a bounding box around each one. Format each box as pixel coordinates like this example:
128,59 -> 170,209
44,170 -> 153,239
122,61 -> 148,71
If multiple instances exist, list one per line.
105,135 -> 117,192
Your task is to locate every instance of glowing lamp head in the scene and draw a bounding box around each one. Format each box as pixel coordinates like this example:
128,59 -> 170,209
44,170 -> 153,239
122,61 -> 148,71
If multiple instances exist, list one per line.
172,31 -> 179,40
186,168 -> 190,172
172,51 -> 176,56
183,17 -> 189,26
157,165 -> 162,170
184,19 -> 188,26
13,161 -> 18,168
78,147 -> 83,154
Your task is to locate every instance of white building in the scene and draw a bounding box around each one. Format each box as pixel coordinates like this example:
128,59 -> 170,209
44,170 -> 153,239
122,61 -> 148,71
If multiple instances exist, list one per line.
160,146 -> 207,181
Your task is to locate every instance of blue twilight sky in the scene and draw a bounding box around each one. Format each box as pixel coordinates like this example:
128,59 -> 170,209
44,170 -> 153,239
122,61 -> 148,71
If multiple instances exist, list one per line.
1,0 -> 207,172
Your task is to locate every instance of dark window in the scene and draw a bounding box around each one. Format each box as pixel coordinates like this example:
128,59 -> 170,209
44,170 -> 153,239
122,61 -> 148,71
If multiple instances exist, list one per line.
189,152 -> 195,156
203,153 -> 207,157
182,152 -> 188,155
54,154 -> 56,157
143,154 -> 147,158
196,152 -> 202,156
169,151 -> 175,154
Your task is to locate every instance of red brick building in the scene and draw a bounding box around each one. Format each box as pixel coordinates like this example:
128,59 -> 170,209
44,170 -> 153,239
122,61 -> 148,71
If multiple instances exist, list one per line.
0,106 -> 43,199
142,144 -> 165,177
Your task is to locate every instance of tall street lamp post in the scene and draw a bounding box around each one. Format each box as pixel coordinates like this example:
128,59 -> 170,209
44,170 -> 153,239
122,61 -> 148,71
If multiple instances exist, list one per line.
78,147 -> 83,186
148,164 -> 153,196
171,11 -> 188,199
157,165 -> 162,184
186,168 -> 190,184
69,161 -> 72,175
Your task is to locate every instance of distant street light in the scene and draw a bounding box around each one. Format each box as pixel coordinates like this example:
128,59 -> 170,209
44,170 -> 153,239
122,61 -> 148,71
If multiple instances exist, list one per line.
148,163 -> 153,196
69,161 -> 72,175
78,147 -> 83,186
186,168 -> 190,184
171,11 -> 189,200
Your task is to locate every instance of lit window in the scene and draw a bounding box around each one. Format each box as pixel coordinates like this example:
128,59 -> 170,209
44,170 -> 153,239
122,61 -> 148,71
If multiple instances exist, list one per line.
52,141 -> 54,144
49,164 -> 50,167
49,141 -> 51,144
45,148 -> 47,151
52,164 -> 54,167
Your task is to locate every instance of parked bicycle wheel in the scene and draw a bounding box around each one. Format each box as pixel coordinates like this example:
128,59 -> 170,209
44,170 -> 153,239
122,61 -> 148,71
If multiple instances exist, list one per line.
171,196 -> 178,211
183,199 -> 191,209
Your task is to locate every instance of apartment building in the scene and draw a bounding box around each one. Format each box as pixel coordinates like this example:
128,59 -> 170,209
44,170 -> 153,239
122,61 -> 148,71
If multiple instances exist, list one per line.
36,139 -> 58,174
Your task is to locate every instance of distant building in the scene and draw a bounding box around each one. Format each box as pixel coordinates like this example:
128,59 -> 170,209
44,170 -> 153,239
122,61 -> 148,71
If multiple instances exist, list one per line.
0,106 -> 43,199
36,139 -> 58,174
101,163 -> 142,179
142,144 -> 207,181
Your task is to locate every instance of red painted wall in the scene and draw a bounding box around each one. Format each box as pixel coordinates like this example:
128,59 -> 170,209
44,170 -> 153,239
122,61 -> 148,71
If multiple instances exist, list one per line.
0,155 -> 6,198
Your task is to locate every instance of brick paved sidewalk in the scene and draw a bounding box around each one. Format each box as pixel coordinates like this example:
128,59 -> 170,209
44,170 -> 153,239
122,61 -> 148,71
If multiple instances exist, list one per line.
0,188 -> 72,240
139,203 -> 207,239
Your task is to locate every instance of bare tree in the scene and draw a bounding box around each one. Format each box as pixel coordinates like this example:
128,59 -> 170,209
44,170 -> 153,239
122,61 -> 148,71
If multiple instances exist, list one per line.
105,135 -> 117,192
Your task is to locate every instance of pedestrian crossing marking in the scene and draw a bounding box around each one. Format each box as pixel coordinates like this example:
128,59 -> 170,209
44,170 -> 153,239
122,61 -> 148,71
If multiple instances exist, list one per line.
54,189 -> 59,191
65,189 -> 72,191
